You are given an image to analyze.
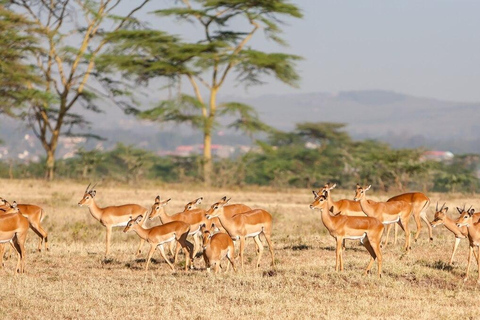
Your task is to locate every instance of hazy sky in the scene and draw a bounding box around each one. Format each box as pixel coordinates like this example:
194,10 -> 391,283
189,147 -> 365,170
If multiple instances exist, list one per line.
130,0 -> 480,103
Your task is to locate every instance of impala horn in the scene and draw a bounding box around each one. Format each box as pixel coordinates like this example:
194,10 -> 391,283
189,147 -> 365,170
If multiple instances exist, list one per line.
85,183 -> 91,194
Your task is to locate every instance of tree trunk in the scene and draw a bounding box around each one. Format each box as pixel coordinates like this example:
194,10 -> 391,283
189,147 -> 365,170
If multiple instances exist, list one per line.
45,149 -> 55,181
203,130 -> 212,186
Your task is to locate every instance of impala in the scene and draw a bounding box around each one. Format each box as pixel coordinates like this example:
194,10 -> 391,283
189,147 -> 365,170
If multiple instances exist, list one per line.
77,183 -> 149,257
318,183 -> 366,217
1,197 -> 49,252
123,216 -> 193,271
148,195 -> 211,263
205,197 -> 275,270
149,195 -> 252,264
0,201 -> 29,274
310,191 -> 384,277
455,206 -> 480,283
353,184 -> 413,251
200,223 -> 236,273
430,203 -> 480,264
384,192 -> 431,246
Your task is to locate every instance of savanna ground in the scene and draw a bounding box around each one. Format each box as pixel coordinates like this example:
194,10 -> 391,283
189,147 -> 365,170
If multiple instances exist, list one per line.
1,179 -> 480,319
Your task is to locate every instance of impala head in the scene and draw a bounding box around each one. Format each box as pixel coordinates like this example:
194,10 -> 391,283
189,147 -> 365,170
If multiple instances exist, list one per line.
353,184 -> 371,201
318,183 -> 337,197
78,183 -> 97,206
200,223 -> 214,248
149,195 -> 171,220
310,190 -> 328,211
206,196 -> 230,219
430,202 -> 448,227
0,201 -> 19,214
184,197 -> 203,211
123,215 -> 143,233
456,205 -> 475,228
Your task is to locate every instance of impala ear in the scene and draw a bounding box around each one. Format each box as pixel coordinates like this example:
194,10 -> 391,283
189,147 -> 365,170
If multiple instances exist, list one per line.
12,201 -> 17,208
312,190 -> 319,198
225,198 -> 231,204
89,190 -> 96,197
330,183 -> 337,190
200,223 -> 206,228
469,208 -> 475,215
196,197 -> 203,205
221,196 -> 227,201
155,195 -> 160,203
135,215 -> 143,223
365,185 -> 371,191
329,206 -> 335,213
456,207 -> 463,214
161,198 -> 171,206
443,207 -> 449,212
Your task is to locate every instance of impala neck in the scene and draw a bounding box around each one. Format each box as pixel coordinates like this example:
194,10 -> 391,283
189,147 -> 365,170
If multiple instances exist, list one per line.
157,207 -> 173,224
87,199 -> 103,222
319,208 -> 336,233
442,215 -> 465,235
358,196 -> 378,218
211,209 -> 234,234
131,224 -> 150,240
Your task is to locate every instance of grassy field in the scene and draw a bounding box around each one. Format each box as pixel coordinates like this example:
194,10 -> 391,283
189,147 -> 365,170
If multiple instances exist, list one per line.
1,179 -> 480,319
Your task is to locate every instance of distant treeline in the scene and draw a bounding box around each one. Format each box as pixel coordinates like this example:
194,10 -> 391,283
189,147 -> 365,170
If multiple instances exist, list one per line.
1,123 -> 479,193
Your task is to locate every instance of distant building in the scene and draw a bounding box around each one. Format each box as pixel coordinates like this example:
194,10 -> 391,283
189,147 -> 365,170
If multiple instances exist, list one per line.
422,151 -> 454,162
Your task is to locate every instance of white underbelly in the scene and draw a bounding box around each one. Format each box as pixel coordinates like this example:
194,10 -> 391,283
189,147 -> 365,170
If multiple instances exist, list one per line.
344,234 -> 366,241
245,231 -> 262,238
157,236 -> 176,246
112,221 -> 129,227
382,216 -> 400,225
189,225 -> 201,236
0,238 -> 13,244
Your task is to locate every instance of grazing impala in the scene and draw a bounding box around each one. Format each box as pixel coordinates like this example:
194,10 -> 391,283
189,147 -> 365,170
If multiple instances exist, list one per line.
455,206 -> 480,283
0,201 -> 29,274
310,191 -> 384,277
353,184 -> 414,251
77,183 -> 149,257
385,192 -> 431,246
1,197 -> 49,252
205,197 -> 275,270
123,216 -> 193,271
430,203 -> 480,264
200,223 -> 236,273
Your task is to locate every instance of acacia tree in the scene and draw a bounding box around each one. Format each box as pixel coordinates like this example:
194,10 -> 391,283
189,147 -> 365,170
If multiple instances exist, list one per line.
0,2 -> 46,115
102,0 -> 302,185
7,0 -> 151,180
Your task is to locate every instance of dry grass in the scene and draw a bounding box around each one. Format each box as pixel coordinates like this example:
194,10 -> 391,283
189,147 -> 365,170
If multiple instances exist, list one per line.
1,179 -> 480,319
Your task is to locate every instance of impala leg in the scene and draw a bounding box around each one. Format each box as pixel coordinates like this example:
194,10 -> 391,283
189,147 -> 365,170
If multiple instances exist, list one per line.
105,226 -> 112,257
239,237 -> 246,270
397,218 -> 411,251
177,232 -> 194,270
253,236 -> 264,268
145,244 -> 156,271
12,234 -> 26,274
465,246 -> 473,282
383,224 -> 392,248
214,261 -> 220,274
476,246 -> 480,284
226,246 -> 237,272
263,232 -> 275,269
192,233 -> 200,260
170,241 -> 177,262
158,244 -> 175,271
0,244 -> 5,267
420,211 -> 434,241
30,224 -> 48,252
413,211 -> 422,242
450,238 -> 461,265
393,222 -> 398,245
135,239 -> 145,256
335,238 -> 342,272
362,237 -> 376,276
174,241 -> 182,265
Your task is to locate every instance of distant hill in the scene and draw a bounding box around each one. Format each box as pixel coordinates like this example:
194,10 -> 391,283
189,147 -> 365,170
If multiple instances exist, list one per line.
1,90 -> 480,158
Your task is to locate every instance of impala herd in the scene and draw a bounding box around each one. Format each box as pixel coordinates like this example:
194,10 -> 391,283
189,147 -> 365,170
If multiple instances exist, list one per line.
1,183 -> 480,283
